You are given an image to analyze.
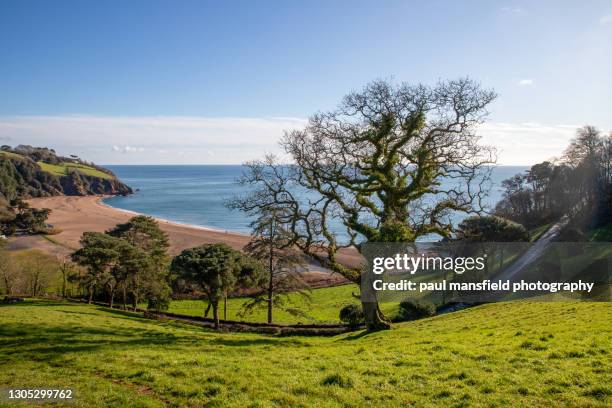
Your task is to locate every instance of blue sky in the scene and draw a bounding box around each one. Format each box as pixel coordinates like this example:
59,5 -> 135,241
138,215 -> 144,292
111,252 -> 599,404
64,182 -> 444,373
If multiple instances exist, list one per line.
0,0 -> 610,164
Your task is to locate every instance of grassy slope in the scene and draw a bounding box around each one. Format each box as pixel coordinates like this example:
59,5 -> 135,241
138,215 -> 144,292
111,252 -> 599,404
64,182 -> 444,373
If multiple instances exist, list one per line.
168,285 -> 399,324
37,161 -> 113,179
1,150 -> 112,179
0,301 -> 609,407
0,150 -> 24,159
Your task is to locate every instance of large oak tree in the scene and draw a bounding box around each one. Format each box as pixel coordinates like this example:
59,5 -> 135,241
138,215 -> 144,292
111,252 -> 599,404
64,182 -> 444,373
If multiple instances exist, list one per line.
233,78 -> 496,329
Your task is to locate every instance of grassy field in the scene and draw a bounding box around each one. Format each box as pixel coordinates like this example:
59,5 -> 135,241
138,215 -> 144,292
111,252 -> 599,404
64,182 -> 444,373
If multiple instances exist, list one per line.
0,300 -> 609,407
167,285 -> 399,324
37,161 -> 113,179
0,150 -> 25,159
1,149 -> 112,179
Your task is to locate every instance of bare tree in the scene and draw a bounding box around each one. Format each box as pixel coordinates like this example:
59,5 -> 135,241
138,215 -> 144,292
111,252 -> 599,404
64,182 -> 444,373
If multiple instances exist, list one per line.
232,78 -> 496,330
57,256 -> 79,298
240,208 -> 311,324
0,245 -> 20,295
14,250 -> 59,297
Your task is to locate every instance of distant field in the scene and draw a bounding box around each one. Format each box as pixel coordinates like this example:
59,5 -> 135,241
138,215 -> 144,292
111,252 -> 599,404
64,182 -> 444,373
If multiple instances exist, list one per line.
0,150 -> 25,159
0,300 -> 609,407
1,150 -> 113,180
166,284 -> 399,324
37,161 -> 113,179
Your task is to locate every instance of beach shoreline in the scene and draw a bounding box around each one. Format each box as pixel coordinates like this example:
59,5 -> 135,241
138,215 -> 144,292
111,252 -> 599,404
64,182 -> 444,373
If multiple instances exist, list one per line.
24,195 -> 256,254
98,196 -> 247,236
15,195 -> 357,281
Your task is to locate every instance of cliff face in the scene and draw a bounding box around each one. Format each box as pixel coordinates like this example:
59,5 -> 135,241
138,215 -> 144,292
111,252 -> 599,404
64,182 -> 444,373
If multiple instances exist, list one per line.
60,172 -> 132,196
0,148 -> 132,200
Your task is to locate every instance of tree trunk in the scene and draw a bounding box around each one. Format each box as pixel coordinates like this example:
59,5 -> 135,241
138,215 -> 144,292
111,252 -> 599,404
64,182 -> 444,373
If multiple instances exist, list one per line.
359,256 -> 391,330
122,286 -> 127,310
109,288 -> 115,308
88,285 -> 94,304
61,271 -> 67,298
32,273 -> 40,297
3,276 -> 12,295
267,276 -> 273,324
204,301 -> 211,318
212,301 -> 219,330
362,301 -> 391,331
268,238 -> 274,324
223,296 -> 227,321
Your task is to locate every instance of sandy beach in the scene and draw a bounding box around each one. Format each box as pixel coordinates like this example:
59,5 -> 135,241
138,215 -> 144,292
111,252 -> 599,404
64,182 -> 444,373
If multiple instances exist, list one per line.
27,195 -> 255,253
10,195 -> 359,282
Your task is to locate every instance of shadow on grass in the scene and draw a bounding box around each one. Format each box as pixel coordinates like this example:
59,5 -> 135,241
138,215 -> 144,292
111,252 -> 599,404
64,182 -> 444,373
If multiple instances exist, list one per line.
0,301 -> 315,365
94,306 -> 144,319
339,330 -> 380,341
0,321 -> 198,364
0,300 -> 69,308
208,337 -> 293,347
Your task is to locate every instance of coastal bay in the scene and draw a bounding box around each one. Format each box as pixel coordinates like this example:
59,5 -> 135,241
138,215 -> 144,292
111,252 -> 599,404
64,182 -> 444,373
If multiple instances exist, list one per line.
17,195 -> 356,284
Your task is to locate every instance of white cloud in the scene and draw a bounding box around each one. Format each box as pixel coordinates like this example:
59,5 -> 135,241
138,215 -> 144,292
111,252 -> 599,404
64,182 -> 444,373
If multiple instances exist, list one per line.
0,115 -> 307,164
478,122 -> 577,165
517,79 -> 534,86
501,6 -> 526,14
0,115 -> 581,165
601,14 -> 612,25
112,145 -> 145,153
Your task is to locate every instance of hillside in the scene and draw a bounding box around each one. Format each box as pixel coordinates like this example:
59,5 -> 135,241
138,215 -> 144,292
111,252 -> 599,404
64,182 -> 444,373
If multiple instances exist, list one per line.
0,146 -> 132,200
0,300 -> 609,407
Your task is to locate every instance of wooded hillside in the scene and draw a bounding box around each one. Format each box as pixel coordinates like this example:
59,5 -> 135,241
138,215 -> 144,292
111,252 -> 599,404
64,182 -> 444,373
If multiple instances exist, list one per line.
0,145 -> 132,200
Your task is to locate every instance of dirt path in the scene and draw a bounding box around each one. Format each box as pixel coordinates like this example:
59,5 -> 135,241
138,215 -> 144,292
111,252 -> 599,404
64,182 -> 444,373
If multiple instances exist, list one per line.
494,215 -> 570,281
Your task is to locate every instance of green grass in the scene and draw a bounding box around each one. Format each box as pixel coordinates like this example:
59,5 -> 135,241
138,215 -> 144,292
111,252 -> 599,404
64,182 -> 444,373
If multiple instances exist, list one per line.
1,150 -> 112,179
0,300 -> 609,407
529,223 -> 552,242
589,222 -> 612,242
37,161 -> 113,179
167,284 -> 399,324
0,150 -> 25,159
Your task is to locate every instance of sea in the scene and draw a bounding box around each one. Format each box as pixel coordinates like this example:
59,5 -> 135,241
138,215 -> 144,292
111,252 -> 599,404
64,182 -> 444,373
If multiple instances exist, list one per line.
104,165 -> 528,239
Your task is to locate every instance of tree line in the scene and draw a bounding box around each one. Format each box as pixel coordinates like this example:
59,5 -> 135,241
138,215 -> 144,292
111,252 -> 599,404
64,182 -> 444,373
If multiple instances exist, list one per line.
495,125 -> 612,236
66,213 -> 311,329
0,246 -> 75,297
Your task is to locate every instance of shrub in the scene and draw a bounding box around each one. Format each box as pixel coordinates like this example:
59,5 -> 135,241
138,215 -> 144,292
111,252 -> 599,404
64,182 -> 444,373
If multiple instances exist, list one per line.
456,215 -> 529,242
339,304 -> 364,328
147,296 -> 170,312
397,300 -> 435,321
